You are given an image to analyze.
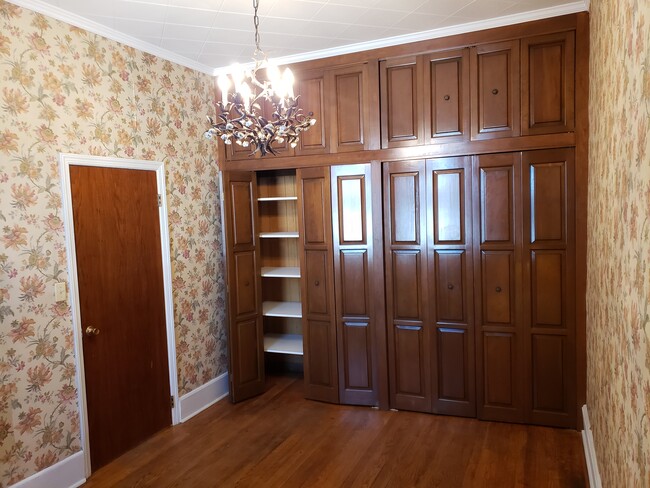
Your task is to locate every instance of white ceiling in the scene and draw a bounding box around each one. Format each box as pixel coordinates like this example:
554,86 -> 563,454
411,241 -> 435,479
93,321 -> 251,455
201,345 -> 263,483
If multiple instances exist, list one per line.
13,0 -> 588,74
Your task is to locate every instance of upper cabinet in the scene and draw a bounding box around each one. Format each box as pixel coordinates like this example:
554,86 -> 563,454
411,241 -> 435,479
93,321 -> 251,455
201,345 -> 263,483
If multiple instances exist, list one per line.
521,32 -> 575,135
470,40 -> 520,140
327,63 -> 380,153
295,68 -> 328,156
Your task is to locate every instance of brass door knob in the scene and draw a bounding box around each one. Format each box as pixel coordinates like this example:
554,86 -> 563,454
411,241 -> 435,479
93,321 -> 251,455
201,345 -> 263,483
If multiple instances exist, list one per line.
85,326 -> 100,336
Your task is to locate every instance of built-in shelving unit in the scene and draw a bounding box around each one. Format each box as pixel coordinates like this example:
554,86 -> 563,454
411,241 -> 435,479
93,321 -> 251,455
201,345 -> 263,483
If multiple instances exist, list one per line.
257,170 -> 303,364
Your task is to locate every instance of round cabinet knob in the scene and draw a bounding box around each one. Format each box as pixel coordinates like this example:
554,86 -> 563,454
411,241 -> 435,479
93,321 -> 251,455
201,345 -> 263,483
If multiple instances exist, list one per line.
85,326 -> 100,336
447,283 -> 454,290
443,95 -> 451,101
495,286 -> 502,293
314,280 -> 320,286
492,88 -> 499,95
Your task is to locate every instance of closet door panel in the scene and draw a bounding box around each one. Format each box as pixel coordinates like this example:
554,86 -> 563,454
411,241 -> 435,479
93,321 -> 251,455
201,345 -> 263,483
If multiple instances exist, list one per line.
474,153 -> 524,423
297,167 -> 338,403
296,69 -> 328,155
384,160 -> 431,412
471,41 -> 520,140
529,161 -> 567,245
427,157 -> 475,417
224,172 -> 264,402
332,163 -> 386,406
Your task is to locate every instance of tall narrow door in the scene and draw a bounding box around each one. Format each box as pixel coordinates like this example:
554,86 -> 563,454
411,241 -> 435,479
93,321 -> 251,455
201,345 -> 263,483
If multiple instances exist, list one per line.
70,165 -> 171,471
223,171 -> 265,402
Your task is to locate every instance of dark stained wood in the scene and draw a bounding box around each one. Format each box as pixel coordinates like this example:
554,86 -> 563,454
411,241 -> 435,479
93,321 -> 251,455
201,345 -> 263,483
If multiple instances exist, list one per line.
473,152 -> 525,423
426,157 -> 475,417
380,56 -> 423,147
424,49 -> 470,143
331,163 -> 386,406
471,41 -> 520,140
296,68 -> 329,155
383,160 -> 432,412
223,171 -> 265,402
521,31 -> 575,135
70,166 -> 171,471
83,375 -> 588,488
297,167 -> 339,403
522,148 -> 576,428
574,12 -> 589,427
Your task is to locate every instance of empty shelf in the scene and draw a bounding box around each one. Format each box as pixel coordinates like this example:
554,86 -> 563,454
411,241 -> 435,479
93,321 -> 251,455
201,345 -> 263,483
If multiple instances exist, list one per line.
264,333 -> 303,355
262,301 -> 302,318
261,266 -> 301,278
258,196 -> 298,201
259,232 -> 299,238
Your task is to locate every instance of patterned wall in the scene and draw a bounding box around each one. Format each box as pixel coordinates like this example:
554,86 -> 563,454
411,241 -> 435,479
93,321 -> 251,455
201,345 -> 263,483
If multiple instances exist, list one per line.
587,0 -> 650,485
0,2 -> 227,485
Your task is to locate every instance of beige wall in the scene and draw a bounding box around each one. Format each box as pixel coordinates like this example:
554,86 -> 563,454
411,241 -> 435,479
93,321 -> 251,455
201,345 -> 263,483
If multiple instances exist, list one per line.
587,0 -> 650,485
0,1 -> 227,485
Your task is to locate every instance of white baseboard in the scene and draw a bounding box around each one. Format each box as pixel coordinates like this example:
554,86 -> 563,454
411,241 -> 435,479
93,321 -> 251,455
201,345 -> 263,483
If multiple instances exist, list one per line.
179,372 -> 229,422
581,404 -> 602,488
9,451 -> 85,488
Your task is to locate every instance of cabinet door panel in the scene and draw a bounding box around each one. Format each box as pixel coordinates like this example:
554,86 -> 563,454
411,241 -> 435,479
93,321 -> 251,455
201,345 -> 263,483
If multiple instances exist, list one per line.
483,332 -> 516,407
434,251 -> 465,322
481,251 -> 514,325
392,250 -> 422,320
332,163 -> 386,407
296,70 -> 328,155
530,161 -> 567,244
437,328 -> 469,401
380,57 -> 422,147
433,169 -> 465,244
224,172 -> 264,402
471,41 -> 520,140
522,32 -> 575,135
480,165 -> 514,245
297,167 -> 338,403
531,250 -> 564,327
424,49 -> 469,142
531,334 -> 566,412
395,325 -> 426,397
389,172 -> 421,245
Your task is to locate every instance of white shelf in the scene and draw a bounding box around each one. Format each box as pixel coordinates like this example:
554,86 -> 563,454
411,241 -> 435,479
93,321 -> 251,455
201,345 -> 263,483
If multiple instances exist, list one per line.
261,266 -> 301,278
264,333 -> 303,355
258,196 -> 298,201
262,301 -> 302,318
259,231 -> 299,239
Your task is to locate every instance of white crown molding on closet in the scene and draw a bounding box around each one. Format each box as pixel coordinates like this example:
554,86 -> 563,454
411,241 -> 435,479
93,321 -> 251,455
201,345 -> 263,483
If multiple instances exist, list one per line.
9,0 -> 590,77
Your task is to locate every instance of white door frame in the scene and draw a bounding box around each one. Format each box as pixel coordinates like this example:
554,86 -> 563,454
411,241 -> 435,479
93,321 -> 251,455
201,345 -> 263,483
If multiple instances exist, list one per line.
59,153 -> 180,477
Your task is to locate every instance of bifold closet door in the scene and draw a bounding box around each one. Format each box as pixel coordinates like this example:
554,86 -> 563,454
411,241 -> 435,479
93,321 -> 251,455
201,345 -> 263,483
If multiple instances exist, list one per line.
297,167 -> 339,403
384,160 -> 432,412
331,163 -> 387,407
223,171 -> 265,402
426,157 -> 476,417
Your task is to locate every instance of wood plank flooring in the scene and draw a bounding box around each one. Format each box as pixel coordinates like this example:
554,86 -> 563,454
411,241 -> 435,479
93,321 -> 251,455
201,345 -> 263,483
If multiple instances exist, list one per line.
83,375 -> 587,487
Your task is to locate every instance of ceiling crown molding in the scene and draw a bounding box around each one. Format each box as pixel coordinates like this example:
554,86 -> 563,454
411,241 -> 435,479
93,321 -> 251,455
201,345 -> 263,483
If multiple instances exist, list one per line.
6,0 -> 215,75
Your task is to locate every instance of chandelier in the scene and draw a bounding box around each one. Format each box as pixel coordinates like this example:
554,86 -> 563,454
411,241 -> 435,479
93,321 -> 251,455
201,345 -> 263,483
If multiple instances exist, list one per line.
204,0 -> 316,157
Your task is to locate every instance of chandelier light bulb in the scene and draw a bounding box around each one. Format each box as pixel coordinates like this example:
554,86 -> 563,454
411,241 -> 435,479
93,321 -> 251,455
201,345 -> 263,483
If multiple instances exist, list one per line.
239,82 -> 252,107
266,61 -> 281,85
283,68 -> 295,98
230,63 -> 244,90
217,74 -> 231,105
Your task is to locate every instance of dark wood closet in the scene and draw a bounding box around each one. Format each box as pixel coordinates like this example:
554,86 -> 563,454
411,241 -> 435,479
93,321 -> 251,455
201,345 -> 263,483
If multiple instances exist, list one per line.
220,12 -> 588,429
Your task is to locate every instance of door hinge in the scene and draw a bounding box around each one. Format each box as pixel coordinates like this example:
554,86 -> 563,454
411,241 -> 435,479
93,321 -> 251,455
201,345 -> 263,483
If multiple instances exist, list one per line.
170,395 -> 175,408
157,194 -> 162,207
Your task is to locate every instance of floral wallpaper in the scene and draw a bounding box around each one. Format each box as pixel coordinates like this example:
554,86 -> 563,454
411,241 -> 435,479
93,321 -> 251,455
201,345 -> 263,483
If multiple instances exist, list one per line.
0,1 -> 227,485
587,0 -> 650,486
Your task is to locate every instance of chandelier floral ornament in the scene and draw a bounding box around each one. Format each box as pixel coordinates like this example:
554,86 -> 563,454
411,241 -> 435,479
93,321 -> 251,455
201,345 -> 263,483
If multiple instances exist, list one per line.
204,0 -> 316,156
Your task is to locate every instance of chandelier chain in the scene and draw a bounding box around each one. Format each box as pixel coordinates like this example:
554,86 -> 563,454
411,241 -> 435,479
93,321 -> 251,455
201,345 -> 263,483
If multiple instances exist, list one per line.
253,0 -> 262,55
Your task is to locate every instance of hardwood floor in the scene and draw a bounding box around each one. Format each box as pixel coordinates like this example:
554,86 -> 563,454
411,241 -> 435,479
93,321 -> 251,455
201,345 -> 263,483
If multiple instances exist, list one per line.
83,374 -> 587,487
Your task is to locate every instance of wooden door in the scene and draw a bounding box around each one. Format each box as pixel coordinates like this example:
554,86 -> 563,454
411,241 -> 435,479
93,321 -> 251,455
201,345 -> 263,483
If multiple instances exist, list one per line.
296,69 -> 328,155
522,148 -> 576,427
471,41 -> 520,140
331,163 -> 387,407
521,32 -> 575,135
70,165 -> 171,471
383,160 -> 432,412
473,153 -> 525,423
328,63 -> 380,153
426,157 -> 475,417
423,49 -> 470,143
297,167 -> 339,403
380,56 -> 423,148
223,171 -> 265,402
